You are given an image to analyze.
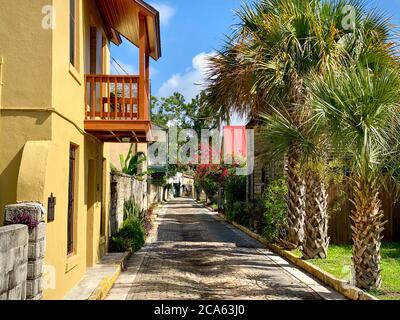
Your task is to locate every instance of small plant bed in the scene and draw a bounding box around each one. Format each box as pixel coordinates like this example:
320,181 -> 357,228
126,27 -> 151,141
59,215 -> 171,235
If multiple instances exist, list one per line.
292,244 -> 400,300
110,200 -> 155,253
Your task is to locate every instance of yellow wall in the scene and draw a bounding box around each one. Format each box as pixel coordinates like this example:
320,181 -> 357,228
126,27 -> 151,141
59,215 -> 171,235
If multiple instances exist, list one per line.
109,143 -> 137,171
109,143 -> 149,172
0,0 -> 53,110
0,0 -> 53,221
0,0 -> 112,299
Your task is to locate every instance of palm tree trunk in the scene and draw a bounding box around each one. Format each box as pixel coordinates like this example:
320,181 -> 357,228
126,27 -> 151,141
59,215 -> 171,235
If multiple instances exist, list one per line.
302,169 -> 329,259
351,176 -> 386,290
281,154 -> 305,250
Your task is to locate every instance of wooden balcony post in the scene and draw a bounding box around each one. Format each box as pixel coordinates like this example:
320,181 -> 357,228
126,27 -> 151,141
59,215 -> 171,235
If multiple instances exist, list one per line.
139,14 -> 149,121
145,52 -> 150,120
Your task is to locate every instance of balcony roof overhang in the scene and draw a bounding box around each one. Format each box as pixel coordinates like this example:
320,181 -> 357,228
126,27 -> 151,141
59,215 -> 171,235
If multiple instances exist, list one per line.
96,0 -> 162,61
84,120 -> 153,143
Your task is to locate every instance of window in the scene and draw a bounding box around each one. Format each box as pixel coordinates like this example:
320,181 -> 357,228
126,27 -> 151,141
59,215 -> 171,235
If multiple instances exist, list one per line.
89,28 -> 107,74
70,0 -> 77,66
67,144 -> 77,255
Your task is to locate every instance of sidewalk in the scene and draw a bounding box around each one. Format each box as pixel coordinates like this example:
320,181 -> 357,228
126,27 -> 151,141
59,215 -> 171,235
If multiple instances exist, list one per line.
64,252 -> 130,300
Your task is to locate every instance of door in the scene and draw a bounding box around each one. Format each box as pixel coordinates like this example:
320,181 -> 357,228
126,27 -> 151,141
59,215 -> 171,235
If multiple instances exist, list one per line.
100,158 -> 106,237
67,145 -> 77,255
86,159 -> 96,267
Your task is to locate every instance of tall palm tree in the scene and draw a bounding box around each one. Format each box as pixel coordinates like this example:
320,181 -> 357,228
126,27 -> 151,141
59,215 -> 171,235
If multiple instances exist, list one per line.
258,104 -> 331,258
205,0 -> 397,254
309,63 -> 400,289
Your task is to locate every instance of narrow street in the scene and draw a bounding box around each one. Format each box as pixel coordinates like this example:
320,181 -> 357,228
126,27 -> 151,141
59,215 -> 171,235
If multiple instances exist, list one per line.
107,198 -> 344,300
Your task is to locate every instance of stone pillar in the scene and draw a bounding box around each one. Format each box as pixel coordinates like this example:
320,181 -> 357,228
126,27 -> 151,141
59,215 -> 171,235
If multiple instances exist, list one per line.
5,203 -> 46,300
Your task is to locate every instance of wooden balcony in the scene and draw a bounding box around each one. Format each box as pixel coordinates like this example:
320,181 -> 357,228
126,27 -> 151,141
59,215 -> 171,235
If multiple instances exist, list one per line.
84,74 -> 151,143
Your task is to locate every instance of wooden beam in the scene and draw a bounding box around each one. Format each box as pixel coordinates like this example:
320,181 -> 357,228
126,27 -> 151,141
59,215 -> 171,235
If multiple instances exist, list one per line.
145,52 -> 150,120
84,119 -> 151,132
139,14 -> 148,121
94,133 -> 147,138
110,131 -> 122,143
131,131 -> 140,143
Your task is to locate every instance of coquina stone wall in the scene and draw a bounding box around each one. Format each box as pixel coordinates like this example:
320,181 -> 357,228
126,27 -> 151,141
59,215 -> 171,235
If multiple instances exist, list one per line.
149,184 -> 163,205
0,224 -> 29,300
110,173 -> 148,236
1,203 -> 46,300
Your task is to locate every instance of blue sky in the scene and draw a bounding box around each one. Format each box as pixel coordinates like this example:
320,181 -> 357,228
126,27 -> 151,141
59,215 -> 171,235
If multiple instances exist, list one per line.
110,0 -> 244,100
110,0 -> 400,124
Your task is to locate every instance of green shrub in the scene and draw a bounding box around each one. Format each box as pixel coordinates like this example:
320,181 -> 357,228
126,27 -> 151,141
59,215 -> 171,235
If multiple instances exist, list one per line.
202,179 -> 218,203
110,235 -> 134,252
262,177 -> 288,242
224,175 -> 246,219
245,199 -> 266,232
226,201 -> 246,222
123,200 -> 143,222
110,217 -> 146,252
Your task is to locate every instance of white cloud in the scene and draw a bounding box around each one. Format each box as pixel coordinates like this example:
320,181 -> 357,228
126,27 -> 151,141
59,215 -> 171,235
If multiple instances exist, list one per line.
158,52 -> 216,100
149,2 -> 176,26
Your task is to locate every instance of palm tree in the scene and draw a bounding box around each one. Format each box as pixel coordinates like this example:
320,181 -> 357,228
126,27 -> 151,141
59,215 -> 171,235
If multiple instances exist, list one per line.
309,62 -> 400,289
205,0 -> 397,255
258,104 -> 331,258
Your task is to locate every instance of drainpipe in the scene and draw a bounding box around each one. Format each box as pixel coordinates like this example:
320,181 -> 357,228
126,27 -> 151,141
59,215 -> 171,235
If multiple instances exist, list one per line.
0,57 -> 4,108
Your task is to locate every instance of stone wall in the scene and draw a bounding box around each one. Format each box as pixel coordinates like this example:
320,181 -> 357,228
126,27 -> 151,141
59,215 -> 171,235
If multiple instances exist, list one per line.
110,173 -> 148,236
0,224 -> 29,300
149,183 -> 163,205
1,203 -> 46,300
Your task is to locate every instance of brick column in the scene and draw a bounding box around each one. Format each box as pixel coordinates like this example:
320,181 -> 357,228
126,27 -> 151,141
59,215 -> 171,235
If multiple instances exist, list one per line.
5,203 -> 46,300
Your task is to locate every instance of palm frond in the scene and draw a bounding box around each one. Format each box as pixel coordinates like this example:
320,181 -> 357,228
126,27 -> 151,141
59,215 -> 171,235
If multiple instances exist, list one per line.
309,62 -> 400,179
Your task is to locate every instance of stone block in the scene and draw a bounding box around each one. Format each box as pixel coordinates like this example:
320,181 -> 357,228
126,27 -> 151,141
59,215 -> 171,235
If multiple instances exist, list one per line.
0,252 -> 7,274
5,203 -> 45,224
21,280 -> 27,299
27,259 -> 44,280
8,264 -> 28,288
23,244 -> 29,262
26,278 -> 42,298
28,222 -> 46,242
28,239 -> 45,260
14,245 -> 28,266
5,248 -> 15,274
4,245 -> 28,274
7,282 -> 26,300
40,238 -> 46,254
0,224 -> 28,251
0,273 -> 9,294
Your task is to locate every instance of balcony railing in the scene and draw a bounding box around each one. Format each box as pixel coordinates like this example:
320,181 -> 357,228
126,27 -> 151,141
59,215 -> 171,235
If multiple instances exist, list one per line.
85,74 -> 142,120
84,74 -> 152,143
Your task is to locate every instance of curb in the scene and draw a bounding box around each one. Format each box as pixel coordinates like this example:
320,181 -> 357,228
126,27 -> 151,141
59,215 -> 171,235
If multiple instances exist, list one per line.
88,251 -> 132,300
195,200 -> 218,213
205,205 -> 218,212
217,213 -> 378,301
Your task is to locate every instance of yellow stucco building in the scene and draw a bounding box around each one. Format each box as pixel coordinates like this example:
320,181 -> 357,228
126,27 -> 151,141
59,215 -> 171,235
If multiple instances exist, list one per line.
0,0 -> 161,299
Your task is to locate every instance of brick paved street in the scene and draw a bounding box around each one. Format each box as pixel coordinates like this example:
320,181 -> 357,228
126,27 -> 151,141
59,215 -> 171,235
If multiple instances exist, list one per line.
107,198 -> 344,300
